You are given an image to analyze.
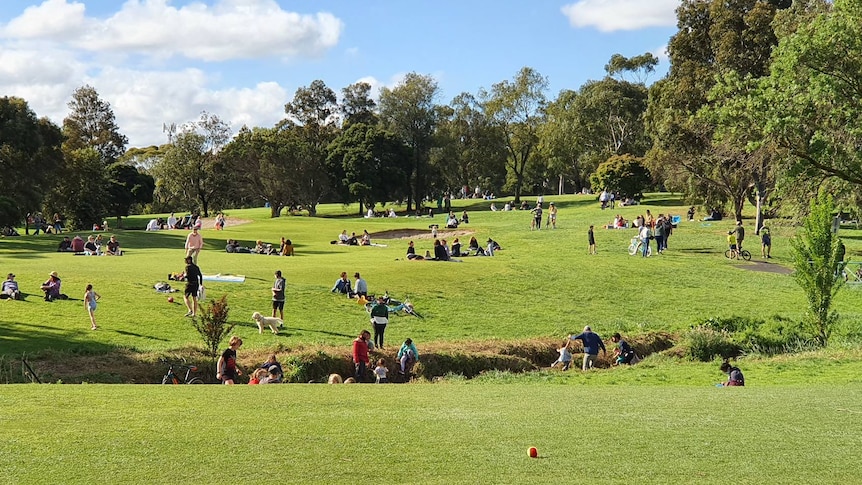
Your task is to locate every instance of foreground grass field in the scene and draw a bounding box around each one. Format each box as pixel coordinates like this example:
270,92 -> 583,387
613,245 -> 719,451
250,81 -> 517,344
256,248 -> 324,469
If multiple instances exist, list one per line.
3,383 -> 862,484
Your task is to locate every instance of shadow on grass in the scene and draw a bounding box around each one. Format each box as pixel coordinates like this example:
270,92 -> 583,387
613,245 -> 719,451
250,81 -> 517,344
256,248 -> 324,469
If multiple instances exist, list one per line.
292,327 -> 355,338
114,330 -> 170,341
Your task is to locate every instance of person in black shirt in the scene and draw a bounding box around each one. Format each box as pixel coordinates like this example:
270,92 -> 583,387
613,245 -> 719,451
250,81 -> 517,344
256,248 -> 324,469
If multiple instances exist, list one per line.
183,256 -> 203,317
611,332 -> 637,365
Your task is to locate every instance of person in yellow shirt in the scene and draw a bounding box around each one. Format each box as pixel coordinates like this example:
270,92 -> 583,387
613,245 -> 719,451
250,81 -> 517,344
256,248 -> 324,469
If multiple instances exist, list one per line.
727,231 -> 738,259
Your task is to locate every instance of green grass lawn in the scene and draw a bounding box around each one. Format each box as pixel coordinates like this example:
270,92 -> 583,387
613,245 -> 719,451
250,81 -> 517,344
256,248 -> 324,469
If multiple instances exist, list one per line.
4,194 -> 862,482
4,193 -> 862,362
3,382 -> 862,484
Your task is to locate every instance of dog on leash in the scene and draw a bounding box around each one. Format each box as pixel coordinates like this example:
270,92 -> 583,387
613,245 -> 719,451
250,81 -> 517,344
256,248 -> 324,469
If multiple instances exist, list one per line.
252,311 -> 281,334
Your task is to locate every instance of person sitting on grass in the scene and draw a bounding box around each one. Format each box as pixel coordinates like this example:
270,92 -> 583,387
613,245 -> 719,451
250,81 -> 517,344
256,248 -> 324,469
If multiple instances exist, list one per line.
58,237 -> 73,252
280,238 -> 294,256
430,239 -> 449,261
446,212 -> 459,229
105,235 -> 121,256
83,235 -> 99,255
406,241 -> 424,260
451,238 -> 462,257
468,236 -> 480,254
2,273 -> 22,300
249,368 -> 267,385
360,230 -> 371,246
720,361 -> 745,386
41,271 -> 62,301
332,272 -> 351,294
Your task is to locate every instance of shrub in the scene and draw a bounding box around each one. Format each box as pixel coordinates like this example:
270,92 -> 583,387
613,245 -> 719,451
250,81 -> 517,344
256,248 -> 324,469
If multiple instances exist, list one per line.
683,326 -> 742,361
190,295 -> 235,362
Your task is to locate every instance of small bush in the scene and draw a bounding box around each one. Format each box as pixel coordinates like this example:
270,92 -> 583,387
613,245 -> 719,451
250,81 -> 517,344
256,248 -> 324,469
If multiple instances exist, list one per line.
190,295 -> 235,362
684,326 -> 742,361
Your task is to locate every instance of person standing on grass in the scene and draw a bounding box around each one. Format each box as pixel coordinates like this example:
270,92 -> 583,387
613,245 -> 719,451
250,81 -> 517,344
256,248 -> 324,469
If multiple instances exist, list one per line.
352,329 -> 371,382
370,295 -> 389,350
184,226 -> 203,264
639,224 -> 651,257
588,225 -> 596,255
84,284 -> 101,330
733,221 -> 745,250
568,326 -> 606,371
654,215 -> 665,254
727,231 -> 738,259
272,270 -> 285,323
217,336 -> 244,385
183,256 -> 203,317
760,226 -> 772,258
530,203 -> 543,230
547,202 -> 557,229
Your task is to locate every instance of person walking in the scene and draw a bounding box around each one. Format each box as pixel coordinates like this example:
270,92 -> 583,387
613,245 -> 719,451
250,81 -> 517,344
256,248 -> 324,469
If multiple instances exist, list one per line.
352,330 -> 371,382
184,226 -> 203,264
84,284 -> 101,330
370,295 -> 389,350
216,336 -> 244,385
588,225 -> 596,255
183,256 -> 203,317
568,326 -> 607,371
272,270 -> 286,323
547,202 -> 557,229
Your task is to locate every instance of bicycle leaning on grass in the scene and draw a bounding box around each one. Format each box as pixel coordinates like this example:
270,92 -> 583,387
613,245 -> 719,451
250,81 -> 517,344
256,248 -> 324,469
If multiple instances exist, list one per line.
724,247 -> 752,261
628,237 -> 652,257
161,358 -> 204,384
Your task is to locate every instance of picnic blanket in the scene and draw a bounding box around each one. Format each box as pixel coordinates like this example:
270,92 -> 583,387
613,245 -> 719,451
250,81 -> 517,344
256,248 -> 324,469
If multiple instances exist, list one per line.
202,274 -> 246,283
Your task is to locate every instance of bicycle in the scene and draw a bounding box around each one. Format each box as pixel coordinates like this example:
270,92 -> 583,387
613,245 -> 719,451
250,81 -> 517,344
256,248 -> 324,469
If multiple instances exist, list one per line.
628,237 -> 652,257
161,359 -> 204,384
724,247 -> 752,261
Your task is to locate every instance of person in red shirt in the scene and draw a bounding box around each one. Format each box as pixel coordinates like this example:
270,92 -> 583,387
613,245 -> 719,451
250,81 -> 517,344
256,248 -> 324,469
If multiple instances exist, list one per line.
352,330 -> 371,382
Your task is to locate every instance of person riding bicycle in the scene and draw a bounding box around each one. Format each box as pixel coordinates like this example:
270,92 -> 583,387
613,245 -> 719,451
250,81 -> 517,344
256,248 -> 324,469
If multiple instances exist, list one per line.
727,231 -> 738,259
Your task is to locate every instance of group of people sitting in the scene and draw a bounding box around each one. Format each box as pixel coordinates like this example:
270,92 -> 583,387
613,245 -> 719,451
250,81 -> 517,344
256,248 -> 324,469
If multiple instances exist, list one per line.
2,271 -> 64,302
57,235 -> 122,256
605,215 -> 629,229
335,230 -> 372,246
248,354 -> 284,384
445,211 -> 469,228
331,271 -> 369,299
225,238 -> 294,256
365,207 -> 399,218
405,236 -> 501,261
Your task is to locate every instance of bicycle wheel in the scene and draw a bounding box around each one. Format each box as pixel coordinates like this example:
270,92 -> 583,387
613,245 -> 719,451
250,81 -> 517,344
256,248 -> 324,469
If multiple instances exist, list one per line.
161,375 -> 178,385
740,250 -> 751,261
724,249 -> 734,259
186,377 -> 204,384
628,241 -> 639,256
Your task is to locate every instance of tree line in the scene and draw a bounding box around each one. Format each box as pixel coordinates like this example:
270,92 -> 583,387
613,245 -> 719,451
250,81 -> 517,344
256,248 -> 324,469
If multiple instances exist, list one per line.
1,0 -> 858,230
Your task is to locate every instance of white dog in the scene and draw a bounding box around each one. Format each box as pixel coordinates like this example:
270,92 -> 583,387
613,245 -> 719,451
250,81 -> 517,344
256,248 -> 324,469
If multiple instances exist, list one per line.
252,311 -> 281,334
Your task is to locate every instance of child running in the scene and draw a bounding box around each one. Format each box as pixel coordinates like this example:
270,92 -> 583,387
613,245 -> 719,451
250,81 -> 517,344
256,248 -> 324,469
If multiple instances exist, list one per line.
84,284 -> 101,330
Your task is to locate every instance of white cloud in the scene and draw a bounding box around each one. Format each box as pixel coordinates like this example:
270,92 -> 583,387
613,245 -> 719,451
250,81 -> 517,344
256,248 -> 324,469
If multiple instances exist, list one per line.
0,0 -> 344,61
561,0 -> 680,32
653,44 -> 669,65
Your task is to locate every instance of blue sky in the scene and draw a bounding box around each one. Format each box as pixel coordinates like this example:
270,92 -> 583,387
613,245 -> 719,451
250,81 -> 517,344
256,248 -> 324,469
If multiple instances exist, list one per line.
0,0 -> 680,147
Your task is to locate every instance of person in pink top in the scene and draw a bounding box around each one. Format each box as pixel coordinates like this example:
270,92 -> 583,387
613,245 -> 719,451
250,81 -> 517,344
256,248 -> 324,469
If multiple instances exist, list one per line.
185,226 -> 203,264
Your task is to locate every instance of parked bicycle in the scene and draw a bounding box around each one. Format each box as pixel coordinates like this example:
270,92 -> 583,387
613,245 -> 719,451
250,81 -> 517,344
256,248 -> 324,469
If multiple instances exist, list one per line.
724,247 -> 752,261
628,237 -> 652,257
161,358 -> 204,384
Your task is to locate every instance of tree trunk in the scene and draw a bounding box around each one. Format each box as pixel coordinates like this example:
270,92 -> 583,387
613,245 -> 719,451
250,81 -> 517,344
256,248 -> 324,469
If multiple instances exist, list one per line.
115,216 -> 122,229
754,183 -> 767,235
270,205 -> 281,218
307,204 -> 317,217
558,174 -> 564,195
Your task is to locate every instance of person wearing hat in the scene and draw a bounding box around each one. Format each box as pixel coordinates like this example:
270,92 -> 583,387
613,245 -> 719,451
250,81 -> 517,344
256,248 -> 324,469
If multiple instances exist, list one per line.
568,326 -> 607,371
41,271 -> 62,301
547,202 -> 557,229
2,273 -> 21,300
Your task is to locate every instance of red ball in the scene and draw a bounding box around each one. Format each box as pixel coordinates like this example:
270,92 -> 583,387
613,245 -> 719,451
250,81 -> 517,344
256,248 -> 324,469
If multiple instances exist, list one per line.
528,447 -> 538,458
167,297 -> 174,303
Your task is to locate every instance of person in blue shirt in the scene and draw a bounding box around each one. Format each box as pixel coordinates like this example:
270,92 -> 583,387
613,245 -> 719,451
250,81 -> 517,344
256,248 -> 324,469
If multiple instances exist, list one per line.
568,326 -> 607,371
397,338 -> 419,376
331,271 -> 350,295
